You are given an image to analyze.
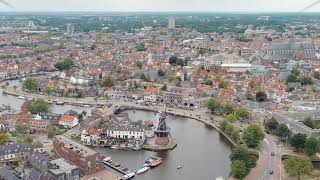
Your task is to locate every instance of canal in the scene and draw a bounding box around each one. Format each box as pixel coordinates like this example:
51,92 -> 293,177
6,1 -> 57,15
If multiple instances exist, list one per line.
0,82 -> 232,180
94,110 -> 232,180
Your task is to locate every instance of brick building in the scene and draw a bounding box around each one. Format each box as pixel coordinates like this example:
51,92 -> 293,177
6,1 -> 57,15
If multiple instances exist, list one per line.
53,135 -> 104,176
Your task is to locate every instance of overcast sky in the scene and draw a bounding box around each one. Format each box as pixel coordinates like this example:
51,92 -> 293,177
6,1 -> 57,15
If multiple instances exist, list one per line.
0,0 -> 320,12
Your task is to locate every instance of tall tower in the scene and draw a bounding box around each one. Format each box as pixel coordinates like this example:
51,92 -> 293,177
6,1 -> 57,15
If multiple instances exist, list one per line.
168,17 -> 176,29
67,23 -> 75,36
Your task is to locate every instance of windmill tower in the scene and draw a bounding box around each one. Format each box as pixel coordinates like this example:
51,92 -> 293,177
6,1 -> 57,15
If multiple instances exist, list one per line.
154,106 -> 171,145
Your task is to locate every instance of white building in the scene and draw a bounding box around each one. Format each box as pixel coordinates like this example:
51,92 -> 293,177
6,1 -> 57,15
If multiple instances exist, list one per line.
67,23 -> 75,36
59,115 -> 79,128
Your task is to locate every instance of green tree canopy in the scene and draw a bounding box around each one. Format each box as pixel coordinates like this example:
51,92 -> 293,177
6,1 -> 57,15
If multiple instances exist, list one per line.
206,99 -> 222,114
235,107 -> 250,120
47,127 -> 55,139
231,160 -> 247,180
275,123 -> 290,140
30,98 -> 50,115
284,157 -> 313,180
289,133 -> 307,151
136,60 -> 143,69
23,77 -> 37,91
304,137 -> 319,157
54,58 -> 75,71
243,124 -> 265,148
0,133 -> 9,145
223,103 -> 235,115
264,117 -> 279,133
43,86 -> 53,96
303,117 -> 315,129
157,69 -> 165,77
100,76 -> 114,87
227,114 -> 237,123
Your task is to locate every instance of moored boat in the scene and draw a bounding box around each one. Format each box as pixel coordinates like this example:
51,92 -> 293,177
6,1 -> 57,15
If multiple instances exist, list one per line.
120,172 -> 135,180
136,166 -> 150,175
145,156 -> 162,167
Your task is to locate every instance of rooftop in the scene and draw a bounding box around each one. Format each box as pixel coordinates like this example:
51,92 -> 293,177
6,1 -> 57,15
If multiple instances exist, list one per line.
49,158 -> 79,175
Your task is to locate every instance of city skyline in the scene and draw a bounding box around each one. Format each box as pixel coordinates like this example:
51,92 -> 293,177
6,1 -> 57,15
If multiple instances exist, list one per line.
1,0 -> 320,12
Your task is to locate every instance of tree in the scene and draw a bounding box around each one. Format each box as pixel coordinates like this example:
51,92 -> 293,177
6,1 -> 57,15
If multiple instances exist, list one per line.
303,117 -> 315,129
136,60 -> 143,69
206,99 -> 222,114
0,133 -> 9,145
264,117 -> 279,133
54,58 -> 74,71
136,43 -> 145,51
230,146 -> 250,162
157,69 -> 165,77
284,157 -> 313,180
243,125 -> 265,148
227,114 -> 237,123
313,71 -> 320,79
231,160 -> 247,180
23,77 -> 37,91
23,135 -> 33,143
204,80 -> 213,86
300,76 -> 313,86
43,86 -> 53,96
290,133 -> 307,151
15,124 -> 29,134
223,103 -> 235,115
161,84 -> 167,91
235,107 -> 250,120
286,73 -> 299,83
100,76 -> 114,87
304,137 -> 319,157
47,127 -> 55,139
275,124 -> 290,140
30,98 -> 49,115
11,156 -> 21,169
169,56 -> 178,65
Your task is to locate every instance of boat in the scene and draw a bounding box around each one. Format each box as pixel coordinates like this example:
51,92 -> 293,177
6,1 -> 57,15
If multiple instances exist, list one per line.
136,166 -> 150,175
111,145 -> 119,150
18,96 -> 26,99
145,156 -> 162,167
177,165 -> 183,169
120,172 -> 135,180
102,157 -> 112,164
215,176 -> 225,180
56,101 -> 65,105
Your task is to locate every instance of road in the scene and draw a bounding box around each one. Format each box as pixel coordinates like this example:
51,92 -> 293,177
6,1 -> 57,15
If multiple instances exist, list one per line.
245,134 -> 282,180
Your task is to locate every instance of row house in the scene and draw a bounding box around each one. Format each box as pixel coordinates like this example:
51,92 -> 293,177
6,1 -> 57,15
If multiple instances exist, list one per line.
0,142 -> 32,162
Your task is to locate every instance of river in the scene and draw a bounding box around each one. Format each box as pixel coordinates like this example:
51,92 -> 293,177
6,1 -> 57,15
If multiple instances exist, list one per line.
0,81 -> 232,180
94,110 -> 232,180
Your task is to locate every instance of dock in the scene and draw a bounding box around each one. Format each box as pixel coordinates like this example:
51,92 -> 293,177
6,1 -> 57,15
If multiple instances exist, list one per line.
102,161 -> 131,175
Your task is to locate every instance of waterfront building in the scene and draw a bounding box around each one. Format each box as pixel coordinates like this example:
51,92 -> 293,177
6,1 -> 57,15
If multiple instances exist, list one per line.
53,135 -> 104,175
46,158 -> 81,180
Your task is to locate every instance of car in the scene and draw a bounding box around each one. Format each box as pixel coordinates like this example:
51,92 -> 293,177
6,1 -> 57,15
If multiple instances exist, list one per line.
269,170 -> 274,175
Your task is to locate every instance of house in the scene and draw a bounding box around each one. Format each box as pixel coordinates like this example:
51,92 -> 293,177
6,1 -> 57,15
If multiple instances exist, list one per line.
59,115 -> 79,128
0,165 -> 20,180
0,142 -> 33,162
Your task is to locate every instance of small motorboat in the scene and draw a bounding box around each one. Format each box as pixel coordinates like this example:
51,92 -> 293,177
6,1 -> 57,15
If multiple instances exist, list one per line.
121,172 -> 135,180
18,96 -> 26,99
177,165 -> 183,170
136,166 -> 150,175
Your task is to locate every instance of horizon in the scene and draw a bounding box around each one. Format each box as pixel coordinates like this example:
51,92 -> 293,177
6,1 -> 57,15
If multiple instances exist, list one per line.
1,0 -> 320,13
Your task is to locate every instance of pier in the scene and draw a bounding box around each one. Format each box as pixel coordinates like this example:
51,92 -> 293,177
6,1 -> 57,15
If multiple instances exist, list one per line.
102,161 -> 132,175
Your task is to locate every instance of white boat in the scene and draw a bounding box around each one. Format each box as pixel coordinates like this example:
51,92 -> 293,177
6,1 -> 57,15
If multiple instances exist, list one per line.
177,165 -> 183,169
136,166 -> 150,175
102,157 -> 112,164
216,176 -> 225,180
18,96 -> 26,99
56,101 -> 65,105
121,172 -> 135,180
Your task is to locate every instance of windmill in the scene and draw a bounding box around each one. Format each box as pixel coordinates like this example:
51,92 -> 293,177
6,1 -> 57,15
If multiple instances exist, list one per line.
154,105 -> 171,145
